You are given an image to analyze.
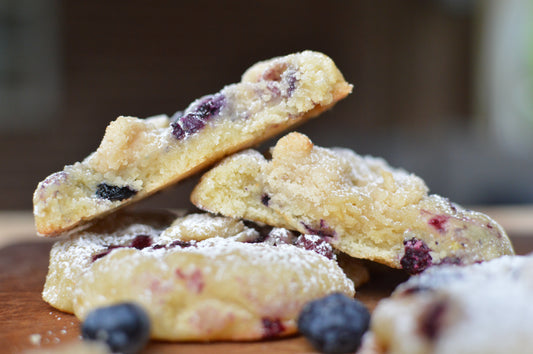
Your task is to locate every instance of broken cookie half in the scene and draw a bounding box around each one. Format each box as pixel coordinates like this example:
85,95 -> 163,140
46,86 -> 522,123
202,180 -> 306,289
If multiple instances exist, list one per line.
191,132 -> 514,273
33,51 -> 352,236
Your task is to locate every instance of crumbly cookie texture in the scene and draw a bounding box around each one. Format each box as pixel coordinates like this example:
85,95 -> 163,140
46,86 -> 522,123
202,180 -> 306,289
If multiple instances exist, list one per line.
33,51 -> 352,236
43,211 -> 355,341
191,132 -> 514,272
369,254 -> 533,354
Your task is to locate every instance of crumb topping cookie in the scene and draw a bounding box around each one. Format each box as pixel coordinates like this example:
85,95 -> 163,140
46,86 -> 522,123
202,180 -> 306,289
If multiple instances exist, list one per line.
33,51 -> 352,236
191,132 -> 514,272
369,254 -> 533,354
42,211 -> 355,341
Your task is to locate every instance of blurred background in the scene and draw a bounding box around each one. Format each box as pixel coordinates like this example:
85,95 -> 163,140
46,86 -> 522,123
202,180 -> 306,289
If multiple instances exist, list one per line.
1,0 -> 532,211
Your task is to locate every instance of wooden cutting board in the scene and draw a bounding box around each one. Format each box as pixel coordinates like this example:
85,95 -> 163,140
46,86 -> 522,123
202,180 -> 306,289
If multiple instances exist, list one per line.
0,240 -> 409,353
1,237 -> 531,353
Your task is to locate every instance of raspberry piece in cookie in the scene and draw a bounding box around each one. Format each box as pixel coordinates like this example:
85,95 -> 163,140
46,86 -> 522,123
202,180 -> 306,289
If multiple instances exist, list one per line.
33,51 -> 352,236
369,254 -> 533,354
43,211 -> 355,341
191,132 -> 514,272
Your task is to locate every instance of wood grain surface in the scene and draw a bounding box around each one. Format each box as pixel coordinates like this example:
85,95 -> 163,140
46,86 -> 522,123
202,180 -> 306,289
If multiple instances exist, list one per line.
1,235 -> 531,353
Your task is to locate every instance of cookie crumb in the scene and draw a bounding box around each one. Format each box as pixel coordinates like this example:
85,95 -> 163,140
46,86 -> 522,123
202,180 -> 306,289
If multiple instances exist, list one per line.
29,334 -> 41,346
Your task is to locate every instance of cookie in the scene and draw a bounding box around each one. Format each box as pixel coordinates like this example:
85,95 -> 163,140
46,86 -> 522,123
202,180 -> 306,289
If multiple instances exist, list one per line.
369,254 -> 533,354
191,132 -> 514,272
33,51 -> 352,236
42,211 -> 355,341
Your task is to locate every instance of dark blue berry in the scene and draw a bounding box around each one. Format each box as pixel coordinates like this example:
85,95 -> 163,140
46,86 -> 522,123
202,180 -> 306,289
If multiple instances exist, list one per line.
420,300 -> 448,340
171,122 -> 185,140
400,238 -> 433,275
130,235 -> 152,250
286,70 -> 297,96
262,317 -> 286,339
166,239 -> 194,249
301,219 -> 336,238
294,235 -> 335,260
91,235 -> 153,262
261,193 -> 271,206
82,303 -> 151,354
95,183 -> 137,201
194,94 -> 225,120
170,94 -> 225,140
180,114 -> 205,133
298,293 -> 370,354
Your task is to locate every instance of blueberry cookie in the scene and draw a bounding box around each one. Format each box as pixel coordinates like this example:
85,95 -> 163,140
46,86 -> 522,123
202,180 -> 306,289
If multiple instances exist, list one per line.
43,211 -> 355,341
33,51 -> 352,236
368,254 -> 533,354
191,132 -> 514,273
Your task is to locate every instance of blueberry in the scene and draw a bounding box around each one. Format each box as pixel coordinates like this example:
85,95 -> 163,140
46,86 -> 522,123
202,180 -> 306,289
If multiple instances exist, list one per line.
82,303 -> 151,354
170,94 -> 225,140
262,317 -> 286,339
400,238 -> 433,275
298,293 -> 370,354
95,183 -> 137,201
301,219 -> 336,238
180,114 -> 205,133
130,235 -> 152,250
261,193 -> 271,206
294,234 -> 335,260
194,94 -> 225,120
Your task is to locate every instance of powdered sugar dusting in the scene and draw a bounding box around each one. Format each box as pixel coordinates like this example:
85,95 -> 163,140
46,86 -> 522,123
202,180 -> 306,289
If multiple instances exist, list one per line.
44,212 -> 354,316
159,213 -> 259,243
372,254 -> 533,353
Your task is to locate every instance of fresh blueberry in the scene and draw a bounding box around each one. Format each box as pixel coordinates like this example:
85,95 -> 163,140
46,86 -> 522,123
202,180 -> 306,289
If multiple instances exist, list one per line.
298,293 -> 370,354
95,183 -> 137,201
82,303 -> 151,354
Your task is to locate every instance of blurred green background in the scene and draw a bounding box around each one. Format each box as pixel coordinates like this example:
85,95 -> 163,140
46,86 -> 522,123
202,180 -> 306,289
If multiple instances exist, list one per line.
1,0 -> 532,210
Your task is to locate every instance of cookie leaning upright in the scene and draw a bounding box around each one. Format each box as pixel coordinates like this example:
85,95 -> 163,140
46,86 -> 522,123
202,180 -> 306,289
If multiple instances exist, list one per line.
33,51 -> 352,236
191,132 -> 515,273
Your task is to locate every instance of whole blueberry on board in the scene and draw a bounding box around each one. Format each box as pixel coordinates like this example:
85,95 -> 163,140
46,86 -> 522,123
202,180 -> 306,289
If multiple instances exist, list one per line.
81,302 -> 151,354
298,293 -> 370,354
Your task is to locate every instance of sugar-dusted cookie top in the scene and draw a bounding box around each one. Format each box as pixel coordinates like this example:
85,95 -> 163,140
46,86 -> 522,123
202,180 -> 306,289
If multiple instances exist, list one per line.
43,211 -> 356,341
33,51 -> 352,236
191,132 -> 514,272
368,254 -> 533,354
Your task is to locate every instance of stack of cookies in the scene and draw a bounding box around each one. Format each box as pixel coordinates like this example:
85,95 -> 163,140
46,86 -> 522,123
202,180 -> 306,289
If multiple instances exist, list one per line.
33,51 -> 520,352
